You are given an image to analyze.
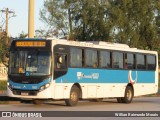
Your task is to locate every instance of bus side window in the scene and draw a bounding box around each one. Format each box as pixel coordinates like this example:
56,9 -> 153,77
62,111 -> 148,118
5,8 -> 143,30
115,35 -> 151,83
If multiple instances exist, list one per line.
137,54 -> 145,70
127,53 -> 134,69
112,52 -> 123,69
147,55 -> 156,70
99,51 -> 110,68
85,49 -> 98,68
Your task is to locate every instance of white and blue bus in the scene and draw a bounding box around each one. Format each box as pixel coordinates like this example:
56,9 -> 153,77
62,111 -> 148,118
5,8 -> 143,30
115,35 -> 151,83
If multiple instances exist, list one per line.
7,38 -> 159,106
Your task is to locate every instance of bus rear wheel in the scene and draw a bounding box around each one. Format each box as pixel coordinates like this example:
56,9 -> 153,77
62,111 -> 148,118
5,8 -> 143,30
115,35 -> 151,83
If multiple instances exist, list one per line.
65,86 -> 80,106
121,86 -> 133,103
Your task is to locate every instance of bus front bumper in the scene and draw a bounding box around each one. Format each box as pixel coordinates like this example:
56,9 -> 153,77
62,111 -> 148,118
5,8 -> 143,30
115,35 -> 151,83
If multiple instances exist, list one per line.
7,85 -> 54,99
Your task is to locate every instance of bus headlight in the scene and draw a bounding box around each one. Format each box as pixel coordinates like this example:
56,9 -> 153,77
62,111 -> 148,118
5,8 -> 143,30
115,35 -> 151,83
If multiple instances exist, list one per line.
7,82 -> 12,90
45,83 -> 50,88
39,83 -> 50,91
7,82 -> 10,86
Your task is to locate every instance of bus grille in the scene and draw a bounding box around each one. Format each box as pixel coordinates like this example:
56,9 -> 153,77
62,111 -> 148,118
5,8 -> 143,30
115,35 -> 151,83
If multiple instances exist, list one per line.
12,90 -> 38,96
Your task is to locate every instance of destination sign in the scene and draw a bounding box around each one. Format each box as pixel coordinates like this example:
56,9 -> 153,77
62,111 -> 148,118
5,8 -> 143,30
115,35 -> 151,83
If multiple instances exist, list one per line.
16,41 -> 46,47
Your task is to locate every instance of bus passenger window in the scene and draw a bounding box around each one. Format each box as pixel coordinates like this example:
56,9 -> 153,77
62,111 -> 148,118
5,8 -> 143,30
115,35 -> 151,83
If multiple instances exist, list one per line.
100,51 -> 110,68
85,49 -> 98,68
93,62 -> 98,68
147,55 -> 156,70
70,48 -> 82,67
126,53 -> 134,69
136,54 -> 145,70
112,52 -> 123,69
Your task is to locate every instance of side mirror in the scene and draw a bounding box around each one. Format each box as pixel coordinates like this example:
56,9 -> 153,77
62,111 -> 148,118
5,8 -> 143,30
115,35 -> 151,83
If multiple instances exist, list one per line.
58,56 -> 63,64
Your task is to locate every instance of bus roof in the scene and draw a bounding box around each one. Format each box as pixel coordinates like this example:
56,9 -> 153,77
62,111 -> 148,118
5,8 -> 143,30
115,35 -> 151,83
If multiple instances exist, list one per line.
13,38 -> 157,55
47,38 -> 157,55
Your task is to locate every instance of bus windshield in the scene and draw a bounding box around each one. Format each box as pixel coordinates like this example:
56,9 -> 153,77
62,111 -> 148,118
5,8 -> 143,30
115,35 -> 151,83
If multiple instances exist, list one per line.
9,50 -> 51,76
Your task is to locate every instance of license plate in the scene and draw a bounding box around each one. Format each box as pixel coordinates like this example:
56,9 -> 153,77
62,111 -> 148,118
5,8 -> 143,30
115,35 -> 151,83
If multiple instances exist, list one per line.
21,92 -> 29,96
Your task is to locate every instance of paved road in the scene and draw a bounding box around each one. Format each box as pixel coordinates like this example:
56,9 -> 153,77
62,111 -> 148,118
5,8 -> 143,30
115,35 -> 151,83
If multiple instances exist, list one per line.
0,97 -> 159,111
0,97 -> 159,120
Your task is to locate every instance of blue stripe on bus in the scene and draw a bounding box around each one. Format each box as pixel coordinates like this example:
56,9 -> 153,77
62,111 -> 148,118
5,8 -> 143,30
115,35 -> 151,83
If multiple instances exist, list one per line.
55,68 -> 155,84
9,77 -> 52,90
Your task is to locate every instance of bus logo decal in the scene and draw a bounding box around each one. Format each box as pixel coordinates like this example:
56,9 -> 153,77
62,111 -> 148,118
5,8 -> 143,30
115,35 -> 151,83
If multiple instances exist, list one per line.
25,71 -> 30,76
128,71 -> 138,84
77,72 -> 99,80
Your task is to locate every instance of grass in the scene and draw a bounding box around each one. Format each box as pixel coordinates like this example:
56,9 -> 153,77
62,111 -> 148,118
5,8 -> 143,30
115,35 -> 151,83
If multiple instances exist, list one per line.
0,81 -> 7,91
0,101 -> 9,104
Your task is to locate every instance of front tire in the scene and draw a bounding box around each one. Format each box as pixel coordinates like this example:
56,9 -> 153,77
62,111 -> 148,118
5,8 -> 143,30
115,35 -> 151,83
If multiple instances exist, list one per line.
121,86 -> 133,103
65,86 -> 80,106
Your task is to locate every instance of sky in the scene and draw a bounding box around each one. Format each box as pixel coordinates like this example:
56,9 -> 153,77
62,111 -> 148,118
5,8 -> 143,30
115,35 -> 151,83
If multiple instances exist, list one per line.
0,0 -> 45,37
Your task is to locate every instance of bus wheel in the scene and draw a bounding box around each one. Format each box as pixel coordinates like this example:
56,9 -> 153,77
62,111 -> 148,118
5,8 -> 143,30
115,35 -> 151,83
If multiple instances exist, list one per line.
65,86 -> 80,106
121,86 -> 133,103
33,99 -> 44,105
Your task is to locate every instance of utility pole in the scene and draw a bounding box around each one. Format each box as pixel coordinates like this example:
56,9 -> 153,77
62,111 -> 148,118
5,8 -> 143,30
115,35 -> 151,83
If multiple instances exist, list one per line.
28,0 -> 34,38
0,8 -> 15,44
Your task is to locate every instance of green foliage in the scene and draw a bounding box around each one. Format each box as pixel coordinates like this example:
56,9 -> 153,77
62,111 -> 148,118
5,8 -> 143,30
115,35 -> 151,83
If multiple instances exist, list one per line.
40,0 -> 160,59
0,33 -> 9,66
35,29 -> 59,38
108,0 -> 159,49
73,0 -> 111,41
0,81 -> 7,91
40,0 -> 69,37
18,31 -> 28,38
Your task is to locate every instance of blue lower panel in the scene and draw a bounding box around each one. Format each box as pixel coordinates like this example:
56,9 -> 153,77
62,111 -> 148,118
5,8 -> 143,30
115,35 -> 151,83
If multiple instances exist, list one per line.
56,68 -> 155,84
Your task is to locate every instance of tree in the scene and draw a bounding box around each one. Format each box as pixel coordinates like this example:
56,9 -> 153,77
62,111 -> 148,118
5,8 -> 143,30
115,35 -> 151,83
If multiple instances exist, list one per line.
35,28 -> 59,38
73,0 -> 112,41
18,31 -> 28,38
40,0 -> 74,39
40,0 -> 112,41
108,0 -> 159,50
0,32 -> 9,66
40,0 -> 160,53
